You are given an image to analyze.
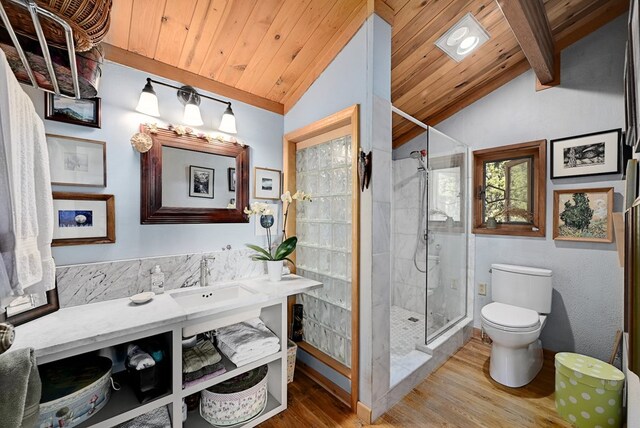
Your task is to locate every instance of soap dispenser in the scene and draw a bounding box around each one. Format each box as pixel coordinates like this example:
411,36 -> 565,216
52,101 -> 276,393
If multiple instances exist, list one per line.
151,265 -> 165,294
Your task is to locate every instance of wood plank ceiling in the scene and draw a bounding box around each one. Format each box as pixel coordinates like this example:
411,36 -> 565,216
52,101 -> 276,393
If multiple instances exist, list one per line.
391,0 -> 628,146
103,0 -> 369,114
103,0 -> 628,144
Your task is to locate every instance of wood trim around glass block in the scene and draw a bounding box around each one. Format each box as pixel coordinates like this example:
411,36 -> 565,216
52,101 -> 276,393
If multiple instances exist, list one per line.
283,104 -> 360,411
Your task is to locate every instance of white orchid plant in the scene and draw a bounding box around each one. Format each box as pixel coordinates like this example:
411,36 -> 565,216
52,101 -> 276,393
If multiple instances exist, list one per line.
244,190 -> 312,263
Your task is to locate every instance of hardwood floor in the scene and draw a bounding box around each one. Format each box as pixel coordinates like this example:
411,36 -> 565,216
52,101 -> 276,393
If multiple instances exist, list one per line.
259,338 -> 571,427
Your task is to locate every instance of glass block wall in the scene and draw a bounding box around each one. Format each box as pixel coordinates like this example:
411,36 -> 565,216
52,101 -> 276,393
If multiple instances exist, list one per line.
295,135 -> 353,367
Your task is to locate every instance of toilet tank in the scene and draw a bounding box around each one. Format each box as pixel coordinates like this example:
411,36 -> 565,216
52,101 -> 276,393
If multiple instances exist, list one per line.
491,264 -> 552,313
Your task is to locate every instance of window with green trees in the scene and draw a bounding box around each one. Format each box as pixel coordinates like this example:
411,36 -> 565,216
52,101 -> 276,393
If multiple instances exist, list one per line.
473,140 -> 546,237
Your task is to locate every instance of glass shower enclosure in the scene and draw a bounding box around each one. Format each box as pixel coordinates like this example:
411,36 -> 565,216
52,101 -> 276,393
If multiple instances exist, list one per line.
390,107 -> 468,380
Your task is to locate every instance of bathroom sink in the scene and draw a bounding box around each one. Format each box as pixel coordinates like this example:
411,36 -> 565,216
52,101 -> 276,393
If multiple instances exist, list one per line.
172,284 -> 264,337
171,284 -> 259,310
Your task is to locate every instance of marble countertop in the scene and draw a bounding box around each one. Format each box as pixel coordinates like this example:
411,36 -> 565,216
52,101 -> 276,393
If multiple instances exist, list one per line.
11,274 -> 321,360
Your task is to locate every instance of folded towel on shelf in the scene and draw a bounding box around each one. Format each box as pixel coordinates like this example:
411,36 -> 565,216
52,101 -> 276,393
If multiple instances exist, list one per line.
127,344 -> 155,371
116,404 -> 172,428
182,338 -> 222,374
182,361 -> 227,387
0,347 -> 41,428
217,341 -> 280,367
215,318 -> 279,355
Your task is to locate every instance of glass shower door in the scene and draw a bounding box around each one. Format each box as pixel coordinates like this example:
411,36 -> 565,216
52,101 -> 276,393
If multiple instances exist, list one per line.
425,128 -> 468,344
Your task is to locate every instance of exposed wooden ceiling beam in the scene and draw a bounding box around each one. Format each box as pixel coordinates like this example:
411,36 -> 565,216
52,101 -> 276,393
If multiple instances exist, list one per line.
368,0 -> 395,26
497,0 -> 555,84
102,44 -> 285,115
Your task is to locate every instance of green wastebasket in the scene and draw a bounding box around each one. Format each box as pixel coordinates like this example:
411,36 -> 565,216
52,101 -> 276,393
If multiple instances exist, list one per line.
555,352 -> 625,427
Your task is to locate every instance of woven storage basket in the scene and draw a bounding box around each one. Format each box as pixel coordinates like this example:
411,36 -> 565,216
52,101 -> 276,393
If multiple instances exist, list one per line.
287,340 -> 297,384
1,0 -> 112,52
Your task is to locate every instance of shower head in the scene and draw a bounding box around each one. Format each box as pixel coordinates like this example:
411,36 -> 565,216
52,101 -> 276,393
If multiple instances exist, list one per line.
410,150 -> 427,171
409,150 -> 425,159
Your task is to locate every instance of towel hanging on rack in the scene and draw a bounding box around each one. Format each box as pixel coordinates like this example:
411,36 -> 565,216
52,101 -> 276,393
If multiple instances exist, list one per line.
0,48 -> 55,307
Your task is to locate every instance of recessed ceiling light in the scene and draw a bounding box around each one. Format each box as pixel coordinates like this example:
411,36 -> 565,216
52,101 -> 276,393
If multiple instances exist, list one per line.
435,13 -> 490,62
457,36 -> 479,55
446,27 -> 468,46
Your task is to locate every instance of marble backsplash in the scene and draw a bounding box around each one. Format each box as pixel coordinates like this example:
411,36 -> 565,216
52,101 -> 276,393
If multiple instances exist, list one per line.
56,248 -> 266,308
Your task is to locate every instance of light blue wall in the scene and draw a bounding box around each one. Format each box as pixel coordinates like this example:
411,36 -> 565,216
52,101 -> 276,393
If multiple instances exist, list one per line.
434,15 -> 627,361
283,24 -> 368,135
22,62 -> 284,266
283,18 -> 370,395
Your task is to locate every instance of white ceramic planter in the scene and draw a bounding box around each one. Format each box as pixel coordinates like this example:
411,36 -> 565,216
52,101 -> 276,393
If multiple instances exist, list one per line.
267,260 -> 283,282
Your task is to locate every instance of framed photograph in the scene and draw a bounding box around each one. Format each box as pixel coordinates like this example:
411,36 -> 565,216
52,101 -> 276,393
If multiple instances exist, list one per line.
228,167 -> 236,192
553,187 -> 614,243
47,134 -> 106,187
189,165 -> 214,199
254,167 -> 281,199
52,192 -> 115,246
44,94 -> 101,128
550,129 -> 622,179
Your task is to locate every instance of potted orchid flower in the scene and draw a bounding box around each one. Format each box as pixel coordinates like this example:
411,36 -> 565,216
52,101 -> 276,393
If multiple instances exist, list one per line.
245,191 -> 312,281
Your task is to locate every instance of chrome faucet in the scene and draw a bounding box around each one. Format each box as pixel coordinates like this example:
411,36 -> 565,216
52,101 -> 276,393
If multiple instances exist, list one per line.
200,256 -> 216,287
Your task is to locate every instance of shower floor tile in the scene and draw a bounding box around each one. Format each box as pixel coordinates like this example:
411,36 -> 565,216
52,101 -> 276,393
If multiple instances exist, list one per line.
390,305 -> 426,357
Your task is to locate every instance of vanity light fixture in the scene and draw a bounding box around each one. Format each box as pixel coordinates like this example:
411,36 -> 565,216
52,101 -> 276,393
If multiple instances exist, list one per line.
435,12 -> 490,62
135,78 -> 237,134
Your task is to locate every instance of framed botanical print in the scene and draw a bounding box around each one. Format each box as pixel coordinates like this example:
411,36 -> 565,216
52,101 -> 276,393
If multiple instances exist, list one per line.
52,192 -> 115,246
254,167 -> 282,199
44,94 -> 101,128
189,166 -> 214,199
553,187 -> 614,243
228,167 -> 236,192
550,129 -> 622,179
47,134 -> 106,187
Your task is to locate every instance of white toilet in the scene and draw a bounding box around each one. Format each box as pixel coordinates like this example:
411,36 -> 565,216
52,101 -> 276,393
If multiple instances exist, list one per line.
481,263 -> 552,388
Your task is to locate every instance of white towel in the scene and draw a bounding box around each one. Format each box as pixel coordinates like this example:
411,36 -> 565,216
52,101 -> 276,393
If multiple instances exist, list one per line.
216,318 -> 280,355
0,49 -> 55,307
217,341 -> 280,367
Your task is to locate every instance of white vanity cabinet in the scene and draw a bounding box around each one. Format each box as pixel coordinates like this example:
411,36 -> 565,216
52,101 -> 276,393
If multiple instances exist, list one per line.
11,275 -> 321,428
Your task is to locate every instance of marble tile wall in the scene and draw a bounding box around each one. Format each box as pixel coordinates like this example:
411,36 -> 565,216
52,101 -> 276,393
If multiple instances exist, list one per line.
392,158 -> 427,316
56,247 -> 265,308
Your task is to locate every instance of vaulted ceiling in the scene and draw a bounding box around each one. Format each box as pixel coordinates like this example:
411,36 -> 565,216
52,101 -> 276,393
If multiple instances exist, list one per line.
390,0 -> 628,147
103,0 -> 370,114
103,0 -> 628,145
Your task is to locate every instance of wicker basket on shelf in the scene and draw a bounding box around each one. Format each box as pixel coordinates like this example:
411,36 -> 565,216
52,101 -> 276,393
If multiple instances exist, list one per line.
0,0 -> 113,51
287,339 -> 297,384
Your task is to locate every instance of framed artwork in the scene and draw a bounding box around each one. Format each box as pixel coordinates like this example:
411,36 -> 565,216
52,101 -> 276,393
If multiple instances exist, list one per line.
44,94 -> 101,128
52,192 -> 115,246
553,187 -> 614,243
625,41 -> 637,148
631,0 -> 640,152
550,129 -> 622,179
189,165 -> 214,199
0,288 -> 59,326
254,167 -> 281,199
228,167 -> 236,192
46,134 -> 106,187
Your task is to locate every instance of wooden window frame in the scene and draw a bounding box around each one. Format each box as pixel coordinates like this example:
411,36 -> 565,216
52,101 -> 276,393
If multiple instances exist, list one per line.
473,140 -> 547,237
283,105 -> 360,411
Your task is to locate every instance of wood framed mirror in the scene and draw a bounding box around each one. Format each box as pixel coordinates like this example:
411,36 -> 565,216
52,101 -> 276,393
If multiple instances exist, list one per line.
140,125 -> 250,224
0,287 -> 59,326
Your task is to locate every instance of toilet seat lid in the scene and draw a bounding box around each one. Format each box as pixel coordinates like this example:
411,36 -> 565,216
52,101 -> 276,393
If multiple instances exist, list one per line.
481,302 -> 540,329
